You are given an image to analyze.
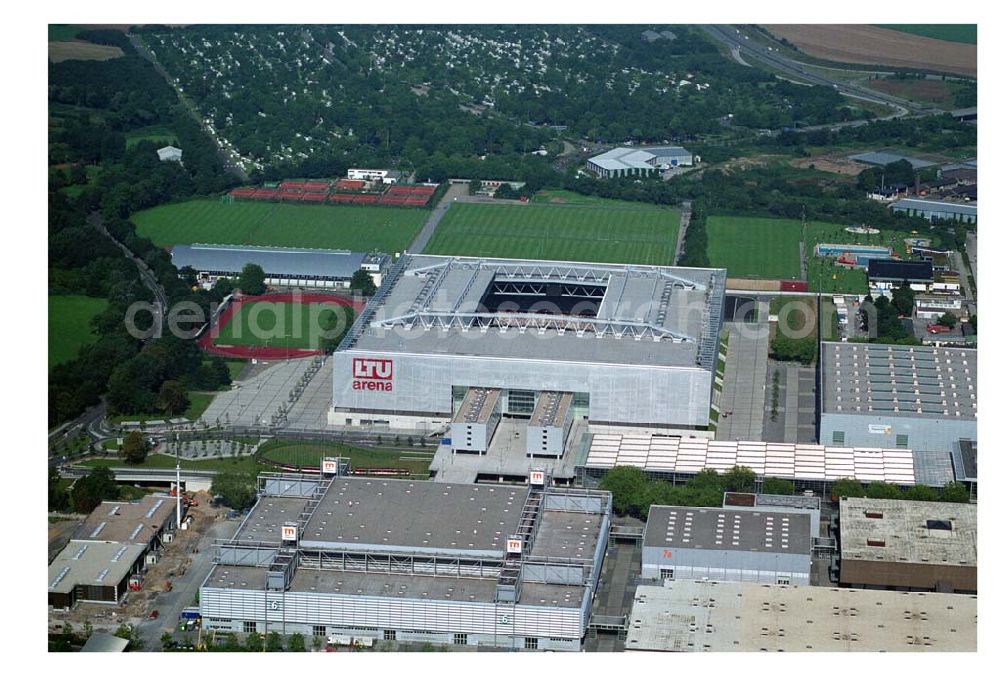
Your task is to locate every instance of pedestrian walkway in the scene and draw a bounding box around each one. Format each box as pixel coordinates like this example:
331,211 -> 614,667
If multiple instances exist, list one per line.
715,321 -> 768,441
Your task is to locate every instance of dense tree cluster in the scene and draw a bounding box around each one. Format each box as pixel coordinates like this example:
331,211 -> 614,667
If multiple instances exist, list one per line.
832,477 -> 970,503
599,465 -> 762,519
210,470 -> 258,511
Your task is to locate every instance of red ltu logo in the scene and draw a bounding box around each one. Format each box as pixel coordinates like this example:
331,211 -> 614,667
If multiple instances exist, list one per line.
352,358 -> 393,391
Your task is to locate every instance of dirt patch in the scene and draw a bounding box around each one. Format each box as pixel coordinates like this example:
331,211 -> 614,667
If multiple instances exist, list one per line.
727,278 -> 782,292
49,41 -> 124,63
866,78 -> 958,107
763,25 -> 976,78
48,519 -> 83,563
790,155 -> 866,176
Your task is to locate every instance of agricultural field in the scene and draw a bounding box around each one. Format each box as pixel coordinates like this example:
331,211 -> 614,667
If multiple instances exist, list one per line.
865,77 -> 974,109
49,41 -> 123,63
877,25 -> 976,45
216,301 -> 350,350
257,439 -> 434,477
425,202 -> 680,265
124,124 -> 178,149
131,198 -> 426,252
48,295 -> 108,370
762,24 -> 976,78
705,216 -> 802,280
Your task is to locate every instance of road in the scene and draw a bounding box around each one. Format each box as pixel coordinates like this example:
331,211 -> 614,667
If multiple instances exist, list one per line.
699,25 -> 935,129
127,32 -> 249,182
408,183 -> 468,254
673,200 -> 691,265
135,515 -> 241,650
90,212 -> 169,328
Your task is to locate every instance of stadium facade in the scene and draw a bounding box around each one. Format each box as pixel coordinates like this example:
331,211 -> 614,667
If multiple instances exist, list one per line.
327,255 -> 727,433
199,468 -> 611,651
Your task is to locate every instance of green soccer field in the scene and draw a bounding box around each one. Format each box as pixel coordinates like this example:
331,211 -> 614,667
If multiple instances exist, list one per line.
132,198 -> 426,252
706,216 -> 803,279
424,202 -> 681,265
216,301 -> 352,349
49,294 -> 108,370
877,24 -> 976,44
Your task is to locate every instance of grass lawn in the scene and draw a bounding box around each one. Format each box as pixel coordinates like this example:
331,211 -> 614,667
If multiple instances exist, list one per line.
124,124 -> 178,149
706,216 -> 802,279
876,24 -> 976,44
49,295 -> 108,370
226,359 -> 247,381
217,301 -> 350,349
425,202 -> 680,265
109,392 -> 217,425
803,221 -> 923,294
531,189 -> 665,209
48,24 -> 84,41
132,198 -> 426,252
79,453 -> 265,475
258,439 -> 434,477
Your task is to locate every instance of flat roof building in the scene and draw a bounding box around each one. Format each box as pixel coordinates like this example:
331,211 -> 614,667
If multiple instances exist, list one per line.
330,255 -> 726,434
820,342 -> 976,453
579,434 -> 917,494
848,150 -> 935,169
587,146 -> 693,178
837,497 -> 976,593
890,197 -> 977,224
200,472 -> 611,651
626,580 -> 976,652
867,259 -> 934,296
171,244 -> 391,289
642,506 -> 813,585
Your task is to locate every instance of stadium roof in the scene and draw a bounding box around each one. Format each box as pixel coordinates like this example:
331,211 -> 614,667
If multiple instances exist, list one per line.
890,197 -> 978,216
626,580 -> 977,652
866,258 -> 933,281
847,151 -> 935,169
839,497 -> 976,568
588,146 -> 691,171
74,495 -> 175,546
644,506 -> 811,555
344,255 -> 726,370
821,343 -> 977,420
171,243 -> 372,280
584,434 -> 916,484
48,542 -> 146,594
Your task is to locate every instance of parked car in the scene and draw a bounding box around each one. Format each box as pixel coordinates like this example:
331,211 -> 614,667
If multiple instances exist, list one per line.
149,609 -> 159,620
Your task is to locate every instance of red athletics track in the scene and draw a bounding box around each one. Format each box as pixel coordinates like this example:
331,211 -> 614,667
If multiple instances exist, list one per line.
198,292 -> 364,360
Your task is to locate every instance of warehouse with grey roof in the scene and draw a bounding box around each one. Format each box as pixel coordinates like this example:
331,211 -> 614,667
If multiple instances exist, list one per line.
587,146 -> 694,178
819,342 -> 976,455
171,244 -> 391,289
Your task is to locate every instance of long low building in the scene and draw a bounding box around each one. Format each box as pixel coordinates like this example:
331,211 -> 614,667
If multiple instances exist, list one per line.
626,580 -> 976,652
890,197 -> 977,224
171,244 -> 391,289
329,255 -> 726,433
199,469 -> 611,651
587,146 -> 693,179
641,505 -> 813,585
578,434 -> 917,493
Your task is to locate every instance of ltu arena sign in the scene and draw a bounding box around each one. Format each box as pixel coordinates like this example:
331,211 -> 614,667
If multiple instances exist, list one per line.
352,357 -> 393,391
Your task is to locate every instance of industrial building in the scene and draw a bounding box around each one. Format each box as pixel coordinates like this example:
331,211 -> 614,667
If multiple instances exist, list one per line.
867,258 -> 934,296
48,495 -> 179,609
329,255 -> 726,434
586,146 -> 694,178
819,342 -> 976,453
837,497 -> 976,593
722,492 -> 821,539
171,244 -> 391,289
890,197 -> 977,224
578,434 -> 917,495
199,468 -> 611,651
952,440 -> 977,502
848,150 -> 935,169
641,506 -> 812,585
625,580 -> 976,652
914,294 -> 964,320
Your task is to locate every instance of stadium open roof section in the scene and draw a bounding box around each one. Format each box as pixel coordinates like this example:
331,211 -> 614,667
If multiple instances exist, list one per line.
329,255 -> 727,431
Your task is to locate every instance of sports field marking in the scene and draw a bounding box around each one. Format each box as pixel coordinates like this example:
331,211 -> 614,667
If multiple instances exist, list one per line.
425,202 -> 680,265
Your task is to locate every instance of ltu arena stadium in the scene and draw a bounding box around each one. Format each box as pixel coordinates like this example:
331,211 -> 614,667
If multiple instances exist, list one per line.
329,255 -> 726,434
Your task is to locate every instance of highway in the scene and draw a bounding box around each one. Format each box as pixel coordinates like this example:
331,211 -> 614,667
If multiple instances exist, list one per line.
699,25 -> 940,128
